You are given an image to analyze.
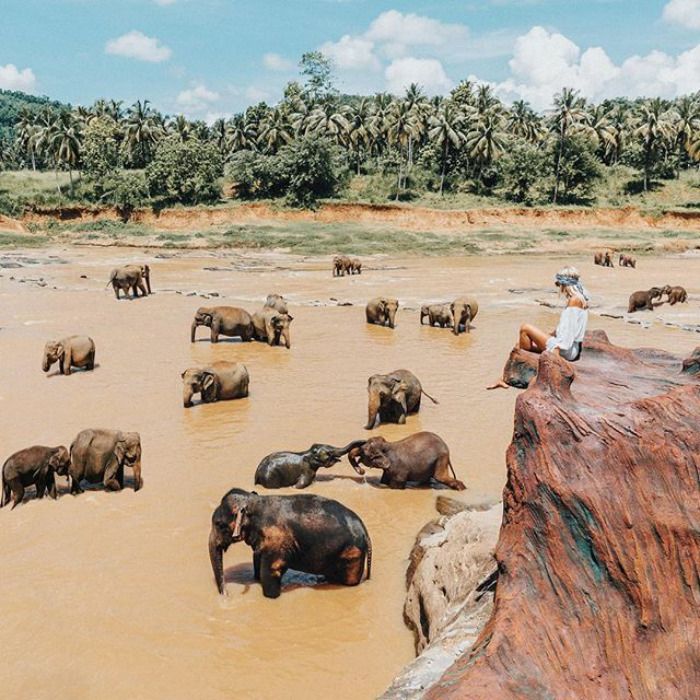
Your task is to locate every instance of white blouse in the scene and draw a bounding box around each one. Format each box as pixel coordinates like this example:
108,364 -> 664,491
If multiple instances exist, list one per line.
546,306 -> 588,361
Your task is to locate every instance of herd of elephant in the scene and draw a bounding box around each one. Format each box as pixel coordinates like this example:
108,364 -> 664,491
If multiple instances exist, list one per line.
4,258 -> 478,600
594,250 -> 636,268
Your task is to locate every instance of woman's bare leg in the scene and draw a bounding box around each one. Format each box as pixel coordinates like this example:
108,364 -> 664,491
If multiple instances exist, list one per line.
488,323 -> 550,390
518,324 -> 549,352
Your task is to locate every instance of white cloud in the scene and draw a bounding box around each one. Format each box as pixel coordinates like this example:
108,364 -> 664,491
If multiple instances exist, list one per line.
366,10 -> 469,60
385,58 -> 453,95
319,35 -> 381,71
245,86 -> 271,103
105,31 -> 172,63
263,53 -> 294,72
490,26 -> 700,109
663,0 -> 700,30
176,83 -> 220,115
0,63 -> 37,92
153,0 -> 177,5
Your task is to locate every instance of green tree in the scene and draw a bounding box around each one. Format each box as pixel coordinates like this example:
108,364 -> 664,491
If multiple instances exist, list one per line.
546,134 -> 601,204
500,142 -> 549,204
299,52 -> 335,102
633,98 -> 675,191
428,103 -> 466,194
146,135 -> 223,204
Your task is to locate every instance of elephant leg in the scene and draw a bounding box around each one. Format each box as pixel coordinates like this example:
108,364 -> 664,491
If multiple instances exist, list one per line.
86,350 -> 95,371
379,470 -> 391,486
253,551 -> 261,581
331,545 -> 365,586
294,469 -> 315,489
388,477 -> 407,490
137,281 -> 147,297
260,553 -> 286,598
70,475 -> 84,494
433,457 -> 466,491
47,471 -> 58,499
35,475 -> 47,499
132,462 -> 142,491
63,350 -> 72,376
103,457 -> 123,491
210,321 -> 221,343
11,482 -> 25,509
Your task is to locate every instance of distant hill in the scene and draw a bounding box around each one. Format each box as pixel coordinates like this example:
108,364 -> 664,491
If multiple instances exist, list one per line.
0,90 -> 68,139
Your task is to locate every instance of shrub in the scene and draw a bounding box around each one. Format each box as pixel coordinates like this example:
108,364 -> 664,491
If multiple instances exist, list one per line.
146,135 -> 222,204
500,143 -> 550,205
226,150 -> 287,199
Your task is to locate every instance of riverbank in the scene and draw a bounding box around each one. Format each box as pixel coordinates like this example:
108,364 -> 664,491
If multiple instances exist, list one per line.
2,200 -> 700,256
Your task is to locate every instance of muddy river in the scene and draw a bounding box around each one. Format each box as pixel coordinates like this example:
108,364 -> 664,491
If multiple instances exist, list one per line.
1,247 -> 698,699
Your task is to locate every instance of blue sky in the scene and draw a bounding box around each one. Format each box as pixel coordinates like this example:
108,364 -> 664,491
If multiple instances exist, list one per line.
2,1 -> 700,119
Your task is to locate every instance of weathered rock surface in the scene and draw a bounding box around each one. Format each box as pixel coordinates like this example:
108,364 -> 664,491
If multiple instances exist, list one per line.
422,331 -> 700,699
381,499 -> 501,700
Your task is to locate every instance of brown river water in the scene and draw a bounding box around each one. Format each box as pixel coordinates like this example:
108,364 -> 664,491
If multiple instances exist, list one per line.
1,247 -> 698,700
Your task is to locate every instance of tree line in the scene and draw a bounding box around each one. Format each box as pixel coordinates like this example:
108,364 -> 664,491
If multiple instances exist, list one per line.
1,53 -> 699,210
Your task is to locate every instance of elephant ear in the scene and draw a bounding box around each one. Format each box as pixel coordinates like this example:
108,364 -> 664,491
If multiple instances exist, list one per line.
391,380 -> 408,396
55,342 -> 65,359
48,447 -> 67,469
114,433 -> 126,464
201,371 -> 219,400
450,301 -> 456,313
231,507 -> 246,540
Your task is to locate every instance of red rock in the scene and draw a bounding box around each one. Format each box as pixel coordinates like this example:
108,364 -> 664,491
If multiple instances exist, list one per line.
426,331 -> 700,700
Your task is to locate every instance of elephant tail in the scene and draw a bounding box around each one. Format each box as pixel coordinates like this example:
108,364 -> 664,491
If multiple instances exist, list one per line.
365,532 -> 372,581
447,458 -> 457,480
105,270 -> 117,288
421,388 -> 439,405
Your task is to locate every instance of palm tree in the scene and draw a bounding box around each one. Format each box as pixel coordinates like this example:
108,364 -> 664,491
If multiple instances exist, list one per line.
428,102 -> 466,194
124,100 -> 160,166
403,84 -> 428,172
14,108 -> 39,171
169,114 -> 192,141
507,100 -> 542,144
369,93 -> 393,159
672,96 -> 700,177
386,100 -> 419,199
549,88 -> 590,204
226,114 -> 257,154
40,111 -> 81,194
258,107 -> 294,153
633,98 -> 675,191
346,98 -> 375,174
588,105 -> 617,162
307,102 -> 350,144
466,110 -> 507,189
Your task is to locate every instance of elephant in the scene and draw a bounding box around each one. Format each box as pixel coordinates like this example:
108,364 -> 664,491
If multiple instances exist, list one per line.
191,306 -> 255,343
350,258 -> 362,275
628,287 -> 663,313
69,429 -> 142,494
265,294 -> 288,314
619,254 -> 637,268
108,264 -> 151,299
594,251 -> 614,267
365,369 -> 438,429
347,432 -> 465,490
254,440 -> 367,489
333,255 -> 351,277
420,303 -> 453,328
1,445 -> 70,509
662,285 -> 688,305
451,297 -> 479,335
209,488 -> 372,598
182,361 -> 249,407
366,297 -> 399,328
252,308 -> 293,348
42,335 -> 95,375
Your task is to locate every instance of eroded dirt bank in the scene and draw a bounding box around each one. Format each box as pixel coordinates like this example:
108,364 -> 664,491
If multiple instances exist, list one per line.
1,248 -> 699,699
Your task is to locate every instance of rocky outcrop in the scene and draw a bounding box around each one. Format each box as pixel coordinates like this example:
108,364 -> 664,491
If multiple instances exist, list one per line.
420,332 -> 700,699
381,499 -> 501,700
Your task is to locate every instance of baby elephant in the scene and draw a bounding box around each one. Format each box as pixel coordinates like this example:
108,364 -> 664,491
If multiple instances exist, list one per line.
69,429 -> 142,494
628,287 -> 663,313
350,258 -> 362,275
252,308 -> 293,348
108,264 -> 151,299
451,296 -> 479,335
43,336 -> 95,375
662,285 -> 688,305
264,294 -> 288,313
182,361 -> 249,407
348,432 -> 465,490
191,306 -> 255,343
1,445 -> 70,509
366,297 -> 399,328
594,251 -> 614,267
366,369 -> 438,429
619,254 -> 637,268
254,440 -> 367,489
420,303 -> 452,328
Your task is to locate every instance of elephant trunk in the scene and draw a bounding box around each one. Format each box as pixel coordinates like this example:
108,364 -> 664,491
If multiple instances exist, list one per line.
365,393 -> 380,430
209,527 -> 225,595
332,439 -> 367,457
190,320 -> 199,343
42,354 -> 51,372
144,270 -> 152,295
347,447 -> 366,475
387,309 -> 396,329
183,384 -> 194,408
281,327 -> 291,349
452,310 -> 461,335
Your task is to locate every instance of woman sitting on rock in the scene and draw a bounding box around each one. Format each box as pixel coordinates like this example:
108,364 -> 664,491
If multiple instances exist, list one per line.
488,266 -> 589,389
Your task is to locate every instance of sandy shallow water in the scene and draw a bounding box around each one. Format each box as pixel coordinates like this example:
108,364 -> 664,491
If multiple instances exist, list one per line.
0,248 -> 698,699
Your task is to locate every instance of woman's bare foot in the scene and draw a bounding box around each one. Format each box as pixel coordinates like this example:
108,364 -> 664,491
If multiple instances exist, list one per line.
486,379 -> 509,390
